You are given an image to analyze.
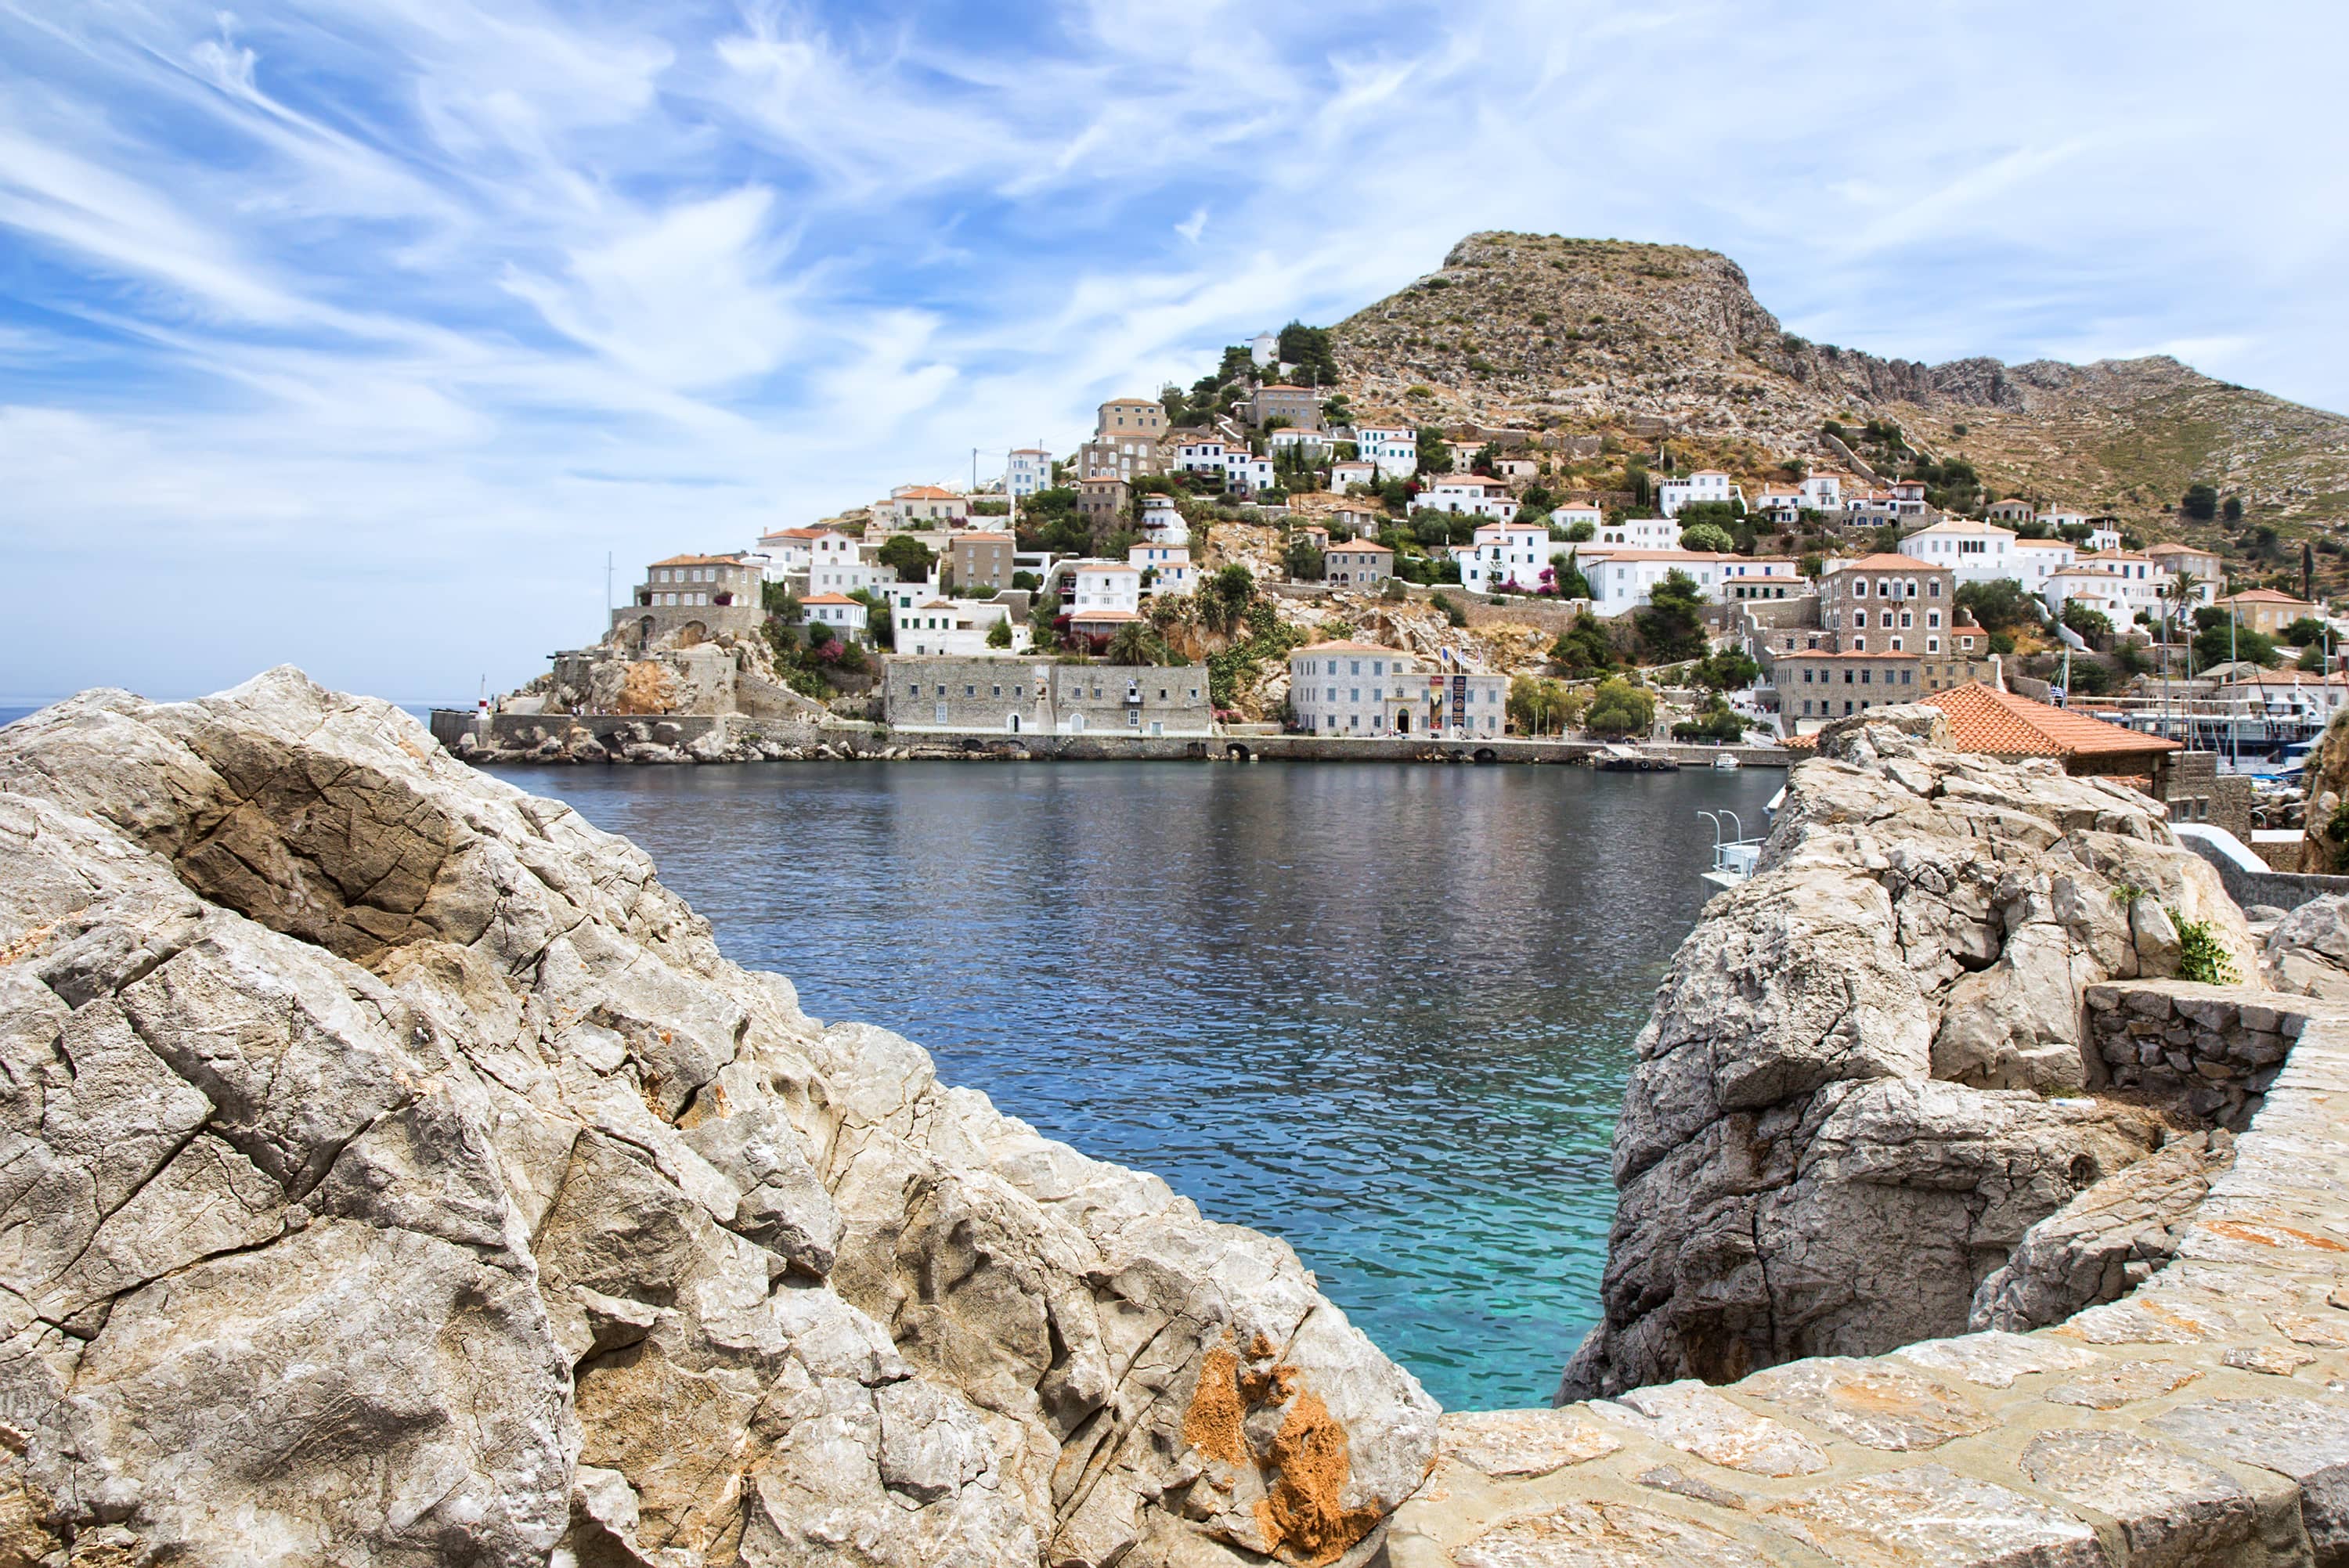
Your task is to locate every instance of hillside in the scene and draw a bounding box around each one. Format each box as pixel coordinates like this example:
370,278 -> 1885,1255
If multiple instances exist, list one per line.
1329,232 -> 2349,545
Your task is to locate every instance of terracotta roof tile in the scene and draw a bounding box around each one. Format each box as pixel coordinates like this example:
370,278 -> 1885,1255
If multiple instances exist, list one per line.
1921,682 -> 2178,759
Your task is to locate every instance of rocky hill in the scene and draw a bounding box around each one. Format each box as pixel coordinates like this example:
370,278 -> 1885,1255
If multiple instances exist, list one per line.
1330,232 -> 2349,538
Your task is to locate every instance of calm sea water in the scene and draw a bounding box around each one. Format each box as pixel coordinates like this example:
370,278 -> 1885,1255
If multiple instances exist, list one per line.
497,759 -> 1777,1410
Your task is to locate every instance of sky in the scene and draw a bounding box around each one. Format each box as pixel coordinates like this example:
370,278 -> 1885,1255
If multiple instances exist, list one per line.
3,1 -> 2345,706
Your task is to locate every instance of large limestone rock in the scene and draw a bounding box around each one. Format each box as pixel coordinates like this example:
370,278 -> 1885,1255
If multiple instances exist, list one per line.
0,670 -> 1435,1568
2264,892 -> 2349,1000
1558,711 -> 2256,1400
1967,1129 -> 2236,1332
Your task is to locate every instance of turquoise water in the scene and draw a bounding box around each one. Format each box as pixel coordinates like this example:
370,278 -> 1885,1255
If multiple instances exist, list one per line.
442,760 -> 1779,1408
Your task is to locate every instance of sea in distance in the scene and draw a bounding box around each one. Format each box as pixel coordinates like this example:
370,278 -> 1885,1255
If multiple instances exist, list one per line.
500,757 -> 1780,1411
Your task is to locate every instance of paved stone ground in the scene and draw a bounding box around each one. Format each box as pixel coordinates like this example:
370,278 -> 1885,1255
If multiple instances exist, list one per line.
1386,1021 -> 2349,1566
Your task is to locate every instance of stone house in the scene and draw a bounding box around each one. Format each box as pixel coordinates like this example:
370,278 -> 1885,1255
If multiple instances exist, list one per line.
1921,681 -> 2187,795
1077,476 -> 1130,529
1286,642 -> 1505,738
1325,539 -> 1393,588
1248,384 -> 1321,430
618,553 -> 767,650
1777,650 -> 1925,727
948,532 -> 1016,593
1820,553 -> 1958,655
882,657 -> 1210,737
1096,398 -> 1166,441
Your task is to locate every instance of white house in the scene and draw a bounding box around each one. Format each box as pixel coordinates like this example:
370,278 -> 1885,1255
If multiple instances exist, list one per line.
1129,542 -> 1195,597
1286,642 -> 1506,738
2085,526 -> 2123,553
1755,490 -> 1804,527
1594,517 -> 1679,549
1354,426 -> 1419,480
2221,672 -> 2349,723
1049,560 -> 1142,618
1578,548 -> 1737,617
1449,521 -> 1555,594
1888,480 -> 1930,517
1800,473 -> 1845,513
1267,427 -> 1330,457
801,593 -> 869,641
2012,538 -> 2078,597
1174,438 -> 1274,495
1552,503 -> 1604,534
752,526 -> 832,580
1006,449 -> 1052,501
1902,517 -> 2019,585
1420,475 -> 1518,521
1138,493 -> 1189,545
1657,470 -> 1744,518
2043,551 -> 2167,622
1717,557 -> 1804,600
810,557 -> 896,598
1330,459 -> 1378,492
890,597 -> 1029,657
2038,508 -> 2089,535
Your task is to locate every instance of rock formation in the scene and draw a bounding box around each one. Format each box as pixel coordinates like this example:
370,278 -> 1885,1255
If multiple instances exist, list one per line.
0,670 -> 1435,1567
1557,708 -> 2257,1401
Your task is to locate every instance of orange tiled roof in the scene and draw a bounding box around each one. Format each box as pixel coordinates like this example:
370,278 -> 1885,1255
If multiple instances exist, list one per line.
2218,589 -> 2315,605
800,593 -> 860,605
651,553 -> 750,568
1921,682 -> 2178,759
1330,539 -> 1394,553
1297,640 -> 1406,655
1833,553 -> 1935,571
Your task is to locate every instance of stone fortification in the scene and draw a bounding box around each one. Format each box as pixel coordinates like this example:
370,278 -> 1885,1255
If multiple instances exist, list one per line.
0,670 -> 1435,1567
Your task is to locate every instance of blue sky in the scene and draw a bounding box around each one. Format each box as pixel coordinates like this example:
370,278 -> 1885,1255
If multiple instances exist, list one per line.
3,1 -> 2345,705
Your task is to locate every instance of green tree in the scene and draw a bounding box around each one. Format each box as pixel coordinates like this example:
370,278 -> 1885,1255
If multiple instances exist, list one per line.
1636,569 -> 1709,661
1550,612 -> 1616,677
1284,539 -> 1326,582
1430,591 -> 1467,627
1416,426 -> 1449,476
1691,648 -> 1761,690
1200,564 -> 1257,635
1030,591 -> 1064,651
1956,579 -> 2044,634
986,617 -> 1012,649
1679,521 -> 1735,553
2182,483 -> 2219,521
1561,518 -> 1595,542
1105,622 -> 1170,665
1549,551 -> 1592,600
1672,696 -> 1749,743
2060,600 -> 2115,651
1624,459 -> 1652,509
762,580 -> 802,621
2283,616 -> 2329,647
2222,496 -> 2244,524
1582,677 -> 1657,739
2192,616 -> 2280,669
1276,321 -> 1340,387
877,534 -> 936,582
1507,676 -> 1572,736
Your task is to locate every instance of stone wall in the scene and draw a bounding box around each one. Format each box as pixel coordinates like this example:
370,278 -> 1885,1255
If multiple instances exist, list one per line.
2085,979 -> 2320,1130
1390,1018 -> 2349,1568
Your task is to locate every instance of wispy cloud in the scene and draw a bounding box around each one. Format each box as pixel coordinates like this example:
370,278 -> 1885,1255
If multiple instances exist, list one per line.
0,0 -> 2344,703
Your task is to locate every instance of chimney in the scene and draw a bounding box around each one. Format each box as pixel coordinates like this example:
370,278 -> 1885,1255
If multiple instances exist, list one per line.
1990,654 -> 2006,693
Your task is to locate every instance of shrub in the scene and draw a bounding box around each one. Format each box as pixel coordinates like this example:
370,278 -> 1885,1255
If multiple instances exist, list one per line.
1430,592 -> 1467,627
1582,677 -> 1656,739
2170,910 -> 2239,986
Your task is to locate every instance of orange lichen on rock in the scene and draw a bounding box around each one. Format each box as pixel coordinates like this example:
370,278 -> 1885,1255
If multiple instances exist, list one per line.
1261,1388 -> 1380,1568
615,661 -> 679,716
1182,1343 -> 1247,1466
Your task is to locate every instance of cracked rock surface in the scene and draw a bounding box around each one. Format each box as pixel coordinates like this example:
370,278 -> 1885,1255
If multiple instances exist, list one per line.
0,669 -> 1435,1568
1557,709 -> 2256,1400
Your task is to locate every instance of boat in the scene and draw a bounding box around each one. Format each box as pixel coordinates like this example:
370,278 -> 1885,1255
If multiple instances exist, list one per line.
1712,754 -> 1741,770
1595,742 -> 1681,773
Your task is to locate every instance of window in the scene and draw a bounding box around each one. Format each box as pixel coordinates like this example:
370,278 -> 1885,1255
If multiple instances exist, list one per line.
1903,669 -> 1914,685
965,685 -> 976,697
1852,636 -> 1866,652
1929,581 -> 1943,597
991,685 -> 1001,698
1861,669 -> 1872,685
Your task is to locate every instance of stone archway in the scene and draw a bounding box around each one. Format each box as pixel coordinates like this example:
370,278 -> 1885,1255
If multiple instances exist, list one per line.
1007,712 -> 1022,734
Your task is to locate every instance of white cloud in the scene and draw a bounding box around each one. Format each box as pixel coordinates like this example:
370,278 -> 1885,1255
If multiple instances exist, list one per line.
1,0 -> 2346,705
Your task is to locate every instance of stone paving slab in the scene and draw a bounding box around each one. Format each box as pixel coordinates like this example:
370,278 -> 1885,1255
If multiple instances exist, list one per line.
1387,1020 -> 2349,1568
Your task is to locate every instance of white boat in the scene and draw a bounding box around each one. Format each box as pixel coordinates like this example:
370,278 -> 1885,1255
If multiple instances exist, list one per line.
1712,754 -> 1741,770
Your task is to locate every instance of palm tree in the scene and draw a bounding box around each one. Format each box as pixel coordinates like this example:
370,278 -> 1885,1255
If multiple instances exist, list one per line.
2162,569 -> 2201,647
1104,622 -> 1167,667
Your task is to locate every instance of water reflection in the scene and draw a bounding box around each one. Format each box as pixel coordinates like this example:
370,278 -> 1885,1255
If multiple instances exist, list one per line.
500,759 -> 1780,1409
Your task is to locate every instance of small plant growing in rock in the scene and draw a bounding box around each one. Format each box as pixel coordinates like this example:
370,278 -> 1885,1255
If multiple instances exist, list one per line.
2170,909 -> 2240,986
2109,879 -> 2145,907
